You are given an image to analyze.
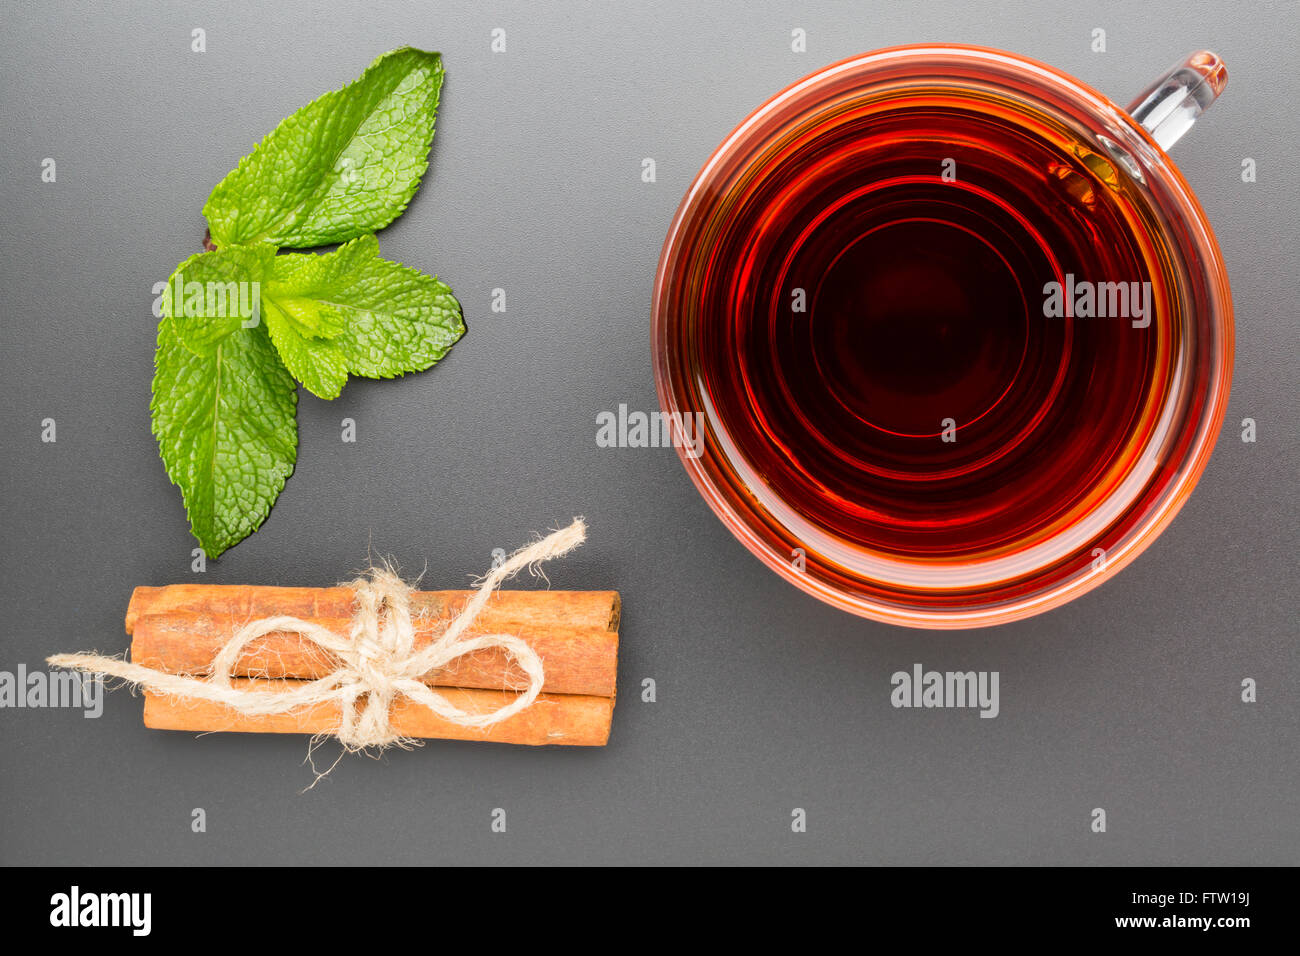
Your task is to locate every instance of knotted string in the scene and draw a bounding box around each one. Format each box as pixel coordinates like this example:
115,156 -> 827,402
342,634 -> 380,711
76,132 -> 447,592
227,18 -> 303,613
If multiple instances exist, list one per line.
48,519 -> 587,751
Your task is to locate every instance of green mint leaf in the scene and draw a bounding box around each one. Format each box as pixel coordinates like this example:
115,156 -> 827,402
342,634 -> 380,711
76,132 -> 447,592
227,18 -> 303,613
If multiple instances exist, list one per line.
151,318 -> 298,557
163,245 -> 274,356
202,47 -> 444,249
261,297 -> 351,400
260,294 -> 346,340
265,234 -> 465,382
258,281 -> 352,400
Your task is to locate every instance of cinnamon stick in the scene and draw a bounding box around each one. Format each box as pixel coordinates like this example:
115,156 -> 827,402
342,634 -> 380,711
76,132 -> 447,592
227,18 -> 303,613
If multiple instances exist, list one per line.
126,585 -> 621,634
130,611 -> 618,697
123,583 -> 619,747
142,679 -> 613,746
124,585 -> 620,698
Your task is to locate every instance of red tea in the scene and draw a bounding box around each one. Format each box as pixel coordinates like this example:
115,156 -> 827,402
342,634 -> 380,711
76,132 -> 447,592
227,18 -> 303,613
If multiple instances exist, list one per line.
691,89 -> 1178,559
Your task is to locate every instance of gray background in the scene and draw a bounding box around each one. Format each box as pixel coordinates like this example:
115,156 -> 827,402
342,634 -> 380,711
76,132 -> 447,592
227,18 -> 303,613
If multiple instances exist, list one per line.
1,0 -> 1296,865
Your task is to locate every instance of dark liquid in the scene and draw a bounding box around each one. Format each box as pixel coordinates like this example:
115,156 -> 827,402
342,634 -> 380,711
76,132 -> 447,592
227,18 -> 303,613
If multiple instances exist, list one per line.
697,100 -> 1176,558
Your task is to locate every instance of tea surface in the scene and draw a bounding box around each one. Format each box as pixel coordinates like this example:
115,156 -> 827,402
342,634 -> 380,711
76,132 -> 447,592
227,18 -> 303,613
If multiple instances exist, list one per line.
696,95 -> 1177,558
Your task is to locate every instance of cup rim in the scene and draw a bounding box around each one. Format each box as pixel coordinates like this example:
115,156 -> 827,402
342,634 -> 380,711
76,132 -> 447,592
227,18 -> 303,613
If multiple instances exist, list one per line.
651,44 -> 1234,628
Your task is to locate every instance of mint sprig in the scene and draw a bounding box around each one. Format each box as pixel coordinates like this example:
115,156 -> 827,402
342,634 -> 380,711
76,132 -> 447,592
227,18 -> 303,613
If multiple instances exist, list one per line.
153,48 -> 464,557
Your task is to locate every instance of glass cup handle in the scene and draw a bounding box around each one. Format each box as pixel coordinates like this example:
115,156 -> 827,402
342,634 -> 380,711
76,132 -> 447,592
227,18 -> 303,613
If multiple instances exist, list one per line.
1127,51 -> 1227,152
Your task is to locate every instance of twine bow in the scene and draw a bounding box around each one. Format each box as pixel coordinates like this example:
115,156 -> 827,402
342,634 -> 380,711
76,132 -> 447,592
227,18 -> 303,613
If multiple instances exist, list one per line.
48,519 -> 587,751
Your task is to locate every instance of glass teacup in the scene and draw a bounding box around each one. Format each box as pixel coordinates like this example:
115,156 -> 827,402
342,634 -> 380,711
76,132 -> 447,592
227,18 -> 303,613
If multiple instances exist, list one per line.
652,46 -> 1233,628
